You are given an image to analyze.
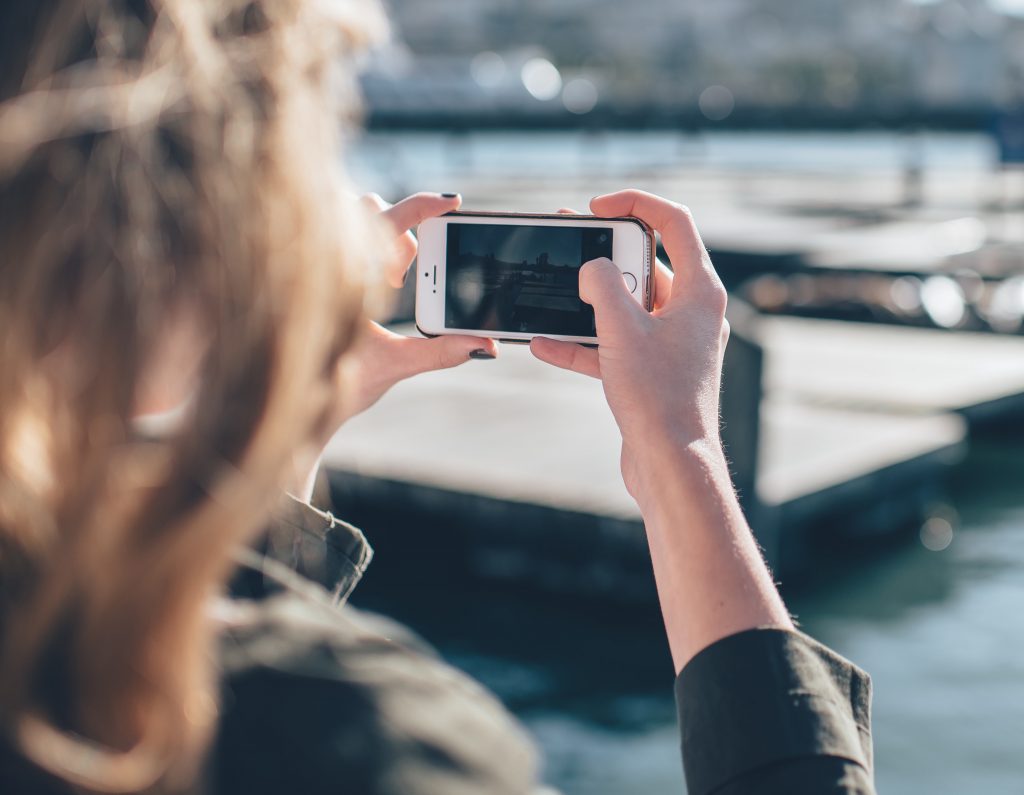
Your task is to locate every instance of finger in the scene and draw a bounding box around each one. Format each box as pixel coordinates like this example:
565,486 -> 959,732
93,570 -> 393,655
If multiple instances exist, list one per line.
363,193 -> 461,287
559,206 -> 666,311
388,231 -> 419,288
357,194 -> 414,287
395,333 -> 498,376
530,337 -> 600,379
589,190 -> 716,301
653,257 -> 673,310
579,258 -> 644,334
382,192 -> 462,235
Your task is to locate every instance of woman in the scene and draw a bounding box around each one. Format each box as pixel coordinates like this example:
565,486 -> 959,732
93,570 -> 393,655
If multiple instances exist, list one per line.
0,1 -> 874,793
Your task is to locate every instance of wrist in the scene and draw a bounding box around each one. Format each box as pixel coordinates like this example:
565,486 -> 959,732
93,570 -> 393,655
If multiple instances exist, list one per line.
629,433 -> 732,517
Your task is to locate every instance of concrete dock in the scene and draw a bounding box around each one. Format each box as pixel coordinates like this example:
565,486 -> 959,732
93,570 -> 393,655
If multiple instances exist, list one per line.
761,316 -> 1024,423
319,316 -> 1024,596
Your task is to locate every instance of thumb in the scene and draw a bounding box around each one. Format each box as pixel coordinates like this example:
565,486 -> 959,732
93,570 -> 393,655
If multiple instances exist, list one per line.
398,334 -> 498,376
579,258 -> 642,334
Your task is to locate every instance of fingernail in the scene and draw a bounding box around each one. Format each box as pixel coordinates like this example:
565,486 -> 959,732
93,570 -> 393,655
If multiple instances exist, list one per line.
441,192 -> 459,199
469,349 -> 495,360
402,270 -> 409,286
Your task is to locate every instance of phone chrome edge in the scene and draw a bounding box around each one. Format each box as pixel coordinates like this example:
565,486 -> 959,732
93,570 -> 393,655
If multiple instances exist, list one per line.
419,210 -> 654,338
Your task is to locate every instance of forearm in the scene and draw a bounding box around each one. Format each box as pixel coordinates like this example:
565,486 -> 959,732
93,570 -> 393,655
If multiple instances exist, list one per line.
634,437 -> 793,674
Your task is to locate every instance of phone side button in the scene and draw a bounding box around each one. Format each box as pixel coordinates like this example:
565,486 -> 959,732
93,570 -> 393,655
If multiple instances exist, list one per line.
622,272 -> 638,293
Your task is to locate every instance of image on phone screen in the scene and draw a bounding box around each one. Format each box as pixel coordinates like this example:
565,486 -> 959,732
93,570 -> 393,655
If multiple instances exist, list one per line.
445,223 -> 613,336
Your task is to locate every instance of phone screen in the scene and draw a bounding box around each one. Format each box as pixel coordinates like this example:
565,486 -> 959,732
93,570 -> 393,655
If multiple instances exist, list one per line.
444,223 -> 613,336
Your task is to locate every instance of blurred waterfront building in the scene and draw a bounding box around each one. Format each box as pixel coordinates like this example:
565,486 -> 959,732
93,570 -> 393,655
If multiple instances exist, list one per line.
368,0 -> 1024,125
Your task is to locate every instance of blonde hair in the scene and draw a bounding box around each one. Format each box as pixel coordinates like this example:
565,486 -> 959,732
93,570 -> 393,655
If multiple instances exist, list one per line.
0,0 -> 385,790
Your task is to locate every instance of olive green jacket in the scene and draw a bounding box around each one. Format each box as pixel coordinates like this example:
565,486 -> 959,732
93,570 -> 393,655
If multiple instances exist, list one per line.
210,497 -> 876,795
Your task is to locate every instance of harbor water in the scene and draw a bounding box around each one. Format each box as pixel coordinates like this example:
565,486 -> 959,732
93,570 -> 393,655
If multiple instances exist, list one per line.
351,436 -> 1024,795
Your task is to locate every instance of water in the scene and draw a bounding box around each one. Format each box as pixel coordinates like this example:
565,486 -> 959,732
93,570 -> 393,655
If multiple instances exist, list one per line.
351,438 -> 1024,794
788,439 -> 1024,795
348,129 -> 998,199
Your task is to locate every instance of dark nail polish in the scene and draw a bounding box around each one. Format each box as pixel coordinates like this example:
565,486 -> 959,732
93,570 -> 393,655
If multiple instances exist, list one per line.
441,192 -> 459,199
469,349 -> 495,360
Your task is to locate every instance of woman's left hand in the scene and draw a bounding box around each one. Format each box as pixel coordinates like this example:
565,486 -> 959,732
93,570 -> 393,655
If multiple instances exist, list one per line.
338,192 -> 497,423
287,192 -> 497,499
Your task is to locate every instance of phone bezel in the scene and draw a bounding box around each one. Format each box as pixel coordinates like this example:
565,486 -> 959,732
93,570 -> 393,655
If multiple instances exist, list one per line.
415,211 -> 654,345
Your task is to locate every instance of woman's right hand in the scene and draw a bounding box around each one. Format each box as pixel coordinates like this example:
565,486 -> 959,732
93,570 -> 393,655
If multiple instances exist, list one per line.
530,189 -> 730,505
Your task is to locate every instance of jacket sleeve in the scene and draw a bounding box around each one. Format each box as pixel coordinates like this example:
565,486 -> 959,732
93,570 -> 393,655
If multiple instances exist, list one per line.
675,628 -> 875,795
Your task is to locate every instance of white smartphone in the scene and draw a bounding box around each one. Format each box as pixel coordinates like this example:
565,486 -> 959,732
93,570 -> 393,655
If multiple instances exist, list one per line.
415,211 -> 654,345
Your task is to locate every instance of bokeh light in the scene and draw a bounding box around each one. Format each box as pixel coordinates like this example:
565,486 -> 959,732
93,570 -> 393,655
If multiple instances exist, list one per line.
920,516 -> 955,552
471,51 -> 506,88
699,85 -> 735,121
984,276 -> 1024,333
562,77 -> 598,114
921,275 -> 967,328
521,58 -> 562,101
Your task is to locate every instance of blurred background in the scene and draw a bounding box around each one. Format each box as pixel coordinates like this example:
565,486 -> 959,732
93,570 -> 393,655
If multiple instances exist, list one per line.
325,1 -> 1024,793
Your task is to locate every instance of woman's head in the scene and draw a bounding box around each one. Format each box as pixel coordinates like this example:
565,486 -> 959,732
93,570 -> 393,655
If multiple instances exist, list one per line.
0,0 -> 384,790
